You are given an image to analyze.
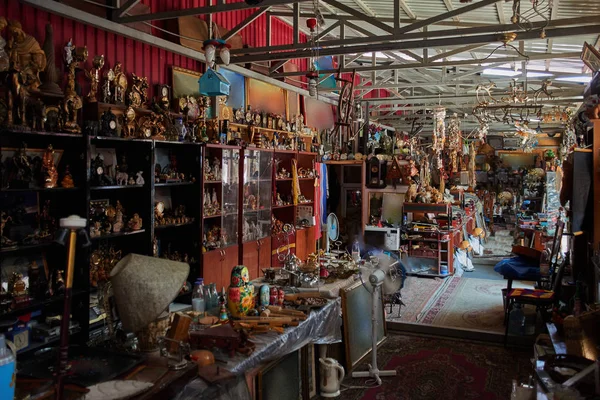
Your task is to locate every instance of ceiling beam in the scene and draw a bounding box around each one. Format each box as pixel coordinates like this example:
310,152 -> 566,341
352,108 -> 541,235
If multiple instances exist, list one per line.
116,0 -> 140,18
115,0 -> 311,23
352,0 -> 376,17
322,0 -> 395,34
394,0 -> 502,35
496,2 -> 506,24
230,15 -> 599,56
221,7 -> 269,41
545,0 -> 560,70
235,22 -> 596,64
397,0 -> 417,20
361,89 -> 583,103
428,44 -> 486,62
272,51 -> 581,77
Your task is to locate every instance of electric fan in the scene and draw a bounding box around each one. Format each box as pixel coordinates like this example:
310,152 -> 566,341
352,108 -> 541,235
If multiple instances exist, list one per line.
325,213 -> 341,254
354,254 -> 402,385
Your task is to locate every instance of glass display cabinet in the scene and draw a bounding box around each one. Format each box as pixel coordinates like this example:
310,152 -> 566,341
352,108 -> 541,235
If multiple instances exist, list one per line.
201,144 -> 240,290
242,148 -> 273,279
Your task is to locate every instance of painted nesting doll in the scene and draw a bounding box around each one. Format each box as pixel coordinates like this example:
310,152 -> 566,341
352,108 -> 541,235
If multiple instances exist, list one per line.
259,284 -> 270,308
227,265 -> 254,318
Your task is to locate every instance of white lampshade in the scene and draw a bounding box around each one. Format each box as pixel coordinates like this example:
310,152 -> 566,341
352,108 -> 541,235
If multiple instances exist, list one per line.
205,43 -> 216,66
308,78 -> 317,97
220,46 -> 230,66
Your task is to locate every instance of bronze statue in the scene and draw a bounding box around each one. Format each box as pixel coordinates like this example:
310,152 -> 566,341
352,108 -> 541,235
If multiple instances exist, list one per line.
6,65 -> 28,126
42,144 -> 58,188
113,62 -> 127,104
39,23 -> 63,97
63,68 -> 82,133
6,19 -> 47,92
127,73 -> 148,107
0,17 -> 9,72
85,55 -> 104,103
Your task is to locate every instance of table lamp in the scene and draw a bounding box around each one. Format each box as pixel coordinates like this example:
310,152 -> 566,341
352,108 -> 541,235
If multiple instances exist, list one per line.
110,254 -> 189,350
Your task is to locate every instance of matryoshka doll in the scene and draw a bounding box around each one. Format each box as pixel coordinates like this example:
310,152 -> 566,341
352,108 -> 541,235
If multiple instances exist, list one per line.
227,265 -> 255,318
269,287 -> 278,306
277,288 -> 285,307
259,284 -> 270,308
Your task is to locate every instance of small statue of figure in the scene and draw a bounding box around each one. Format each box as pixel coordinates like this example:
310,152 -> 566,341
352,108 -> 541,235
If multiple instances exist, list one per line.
113,62 -> 127,104
211,189 -> 219,208
135,171 -> 144,185
9,272 -> 27,297
64,39 -> 74,67
85,55 -> 104,103
42,144 -> 58,188
63,66 -> 82,133
6,19 -> 47,91
112,208 -> 123,233
127,73 -> 148,108
212,157 -> 220,179
0,17 -> 9,72
128,213 -> 142,231
103,68 -> 114,103
1,212 -> 16,247
61,165 -> 74,188
128,176 -> 135,185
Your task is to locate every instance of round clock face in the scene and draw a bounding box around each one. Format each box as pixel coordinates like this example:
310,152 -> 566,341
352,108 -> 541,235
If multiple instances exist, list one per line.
278,119 -> 284,129
125,107 -> 135,121
109,120 -> 116,129
161,86 -> 168,97
97,166 -> 104,175
117,75 -> 127,87
236,109 -> 243,121
371,166 -> 378,173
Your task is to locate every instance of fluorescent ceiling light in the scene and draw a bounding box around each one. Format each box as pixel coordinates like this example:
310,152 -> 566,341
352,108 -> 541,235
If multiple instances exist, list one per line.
555,76 -> 592,83
482,68 -> 553,78
482,68 -> 519,76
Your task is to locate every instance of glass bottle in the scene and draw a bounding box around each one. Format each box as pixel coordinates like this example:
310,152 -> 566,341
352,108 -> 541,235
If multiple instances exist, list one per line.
351,239 -> 361,262
192,278 -> 205,312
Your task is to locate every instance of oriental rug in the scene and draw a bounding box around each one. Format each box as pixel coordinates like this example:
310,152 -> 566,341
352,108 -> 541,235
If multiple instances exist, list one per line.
386,276 -> 450,323
336,334 -> 531,400
417,277 -> 533,333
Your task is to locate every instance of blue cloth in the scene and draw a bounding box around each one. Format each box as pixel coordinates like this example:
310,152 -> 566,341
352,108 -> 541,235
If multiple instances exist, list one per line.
494,256 -> 540,281
320,163 -> 328,226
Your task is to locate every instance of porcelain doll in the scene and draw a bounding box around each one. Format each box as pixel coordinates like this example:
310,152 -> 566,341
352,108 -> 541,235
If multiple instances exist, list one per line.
259,284 -> 270,308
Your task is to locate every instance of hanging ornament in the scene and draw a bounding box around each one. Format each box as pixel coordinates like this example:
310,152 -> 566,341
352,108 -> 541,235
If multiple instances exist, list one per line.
203,41 -> 217,66
432,106 -> 446,152
468,142 -> 476,191
306,71 -> 318,97
386,157 -> 402,188
220,46 -> 230,66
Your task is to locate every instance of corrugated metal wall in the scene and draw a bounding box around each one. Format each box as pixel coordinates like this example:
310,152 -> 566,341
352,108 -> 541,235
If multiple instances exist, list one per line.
1,0 -> 307,99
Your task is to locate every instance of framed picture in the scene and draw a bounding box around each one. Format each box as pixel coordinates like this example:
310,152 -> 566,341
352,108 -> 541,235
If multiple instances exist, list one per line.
341,280 -> 386,372
1,253 -> 49,293
502,137 -> 521,150
257,350 -> 300,400
246,78 -> 286,116
301,344 -> 317,399
218,68 -> 245,110
581,42 -> 600,72
172,66 -> 202,98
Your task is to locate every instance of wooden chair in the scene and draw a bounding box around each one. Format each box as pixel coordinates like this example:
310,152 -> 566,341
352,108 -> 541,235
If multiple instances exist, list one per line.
503,221 -> 565,346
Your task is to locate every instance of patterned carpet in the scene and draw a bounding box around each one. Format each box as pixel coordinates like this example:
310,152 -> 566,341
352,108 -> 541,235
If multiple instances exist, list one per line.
337,334 -> 532,400
418,277 -> 533,333
386,276 -> 449,323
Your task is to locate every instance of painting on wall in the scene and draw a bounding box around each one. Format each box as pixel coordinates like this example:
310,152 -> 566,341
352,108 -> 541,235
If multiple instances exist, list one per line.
303,96 -> 335,130
172,66 -> 202,98
219,68 -> 245,110
246,78 -> 286,116
287,91 -> 299,120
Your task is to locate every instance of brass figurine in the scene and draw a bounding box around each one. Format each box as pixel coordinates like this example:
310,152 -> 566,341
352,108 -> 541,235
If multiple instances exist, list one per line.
61,164 -> 74,188
123,106 -> 136,138
103,68 -> 114,103
85,55 -> 104,103
0,17 -> 8,72
42,144 -> 58,188
39,23 -> 63,97
6,19 -> 47,92
113,62 -> 127,104
63,67 -> 82,133
128,73 -> 148,108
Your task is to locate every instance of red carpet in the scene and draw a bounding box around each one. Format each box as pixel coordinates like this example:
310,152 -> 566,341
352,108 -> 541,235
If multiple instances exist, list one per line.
337,334 -> 531,400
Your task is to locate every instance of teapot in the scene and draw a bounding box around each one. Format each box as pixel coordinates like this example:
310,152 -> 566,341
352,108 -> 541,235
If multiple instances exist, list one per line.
319,357 -> 345,398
